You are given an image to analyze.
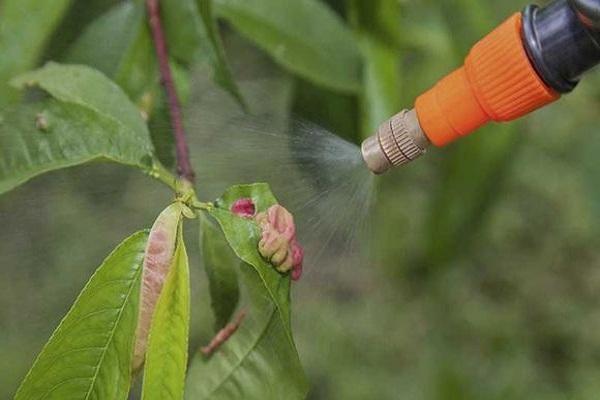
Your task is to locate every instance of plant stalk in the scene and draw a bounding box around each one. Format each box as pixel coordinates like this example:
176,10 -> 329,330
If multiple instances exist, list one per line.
146,0 -> 195,183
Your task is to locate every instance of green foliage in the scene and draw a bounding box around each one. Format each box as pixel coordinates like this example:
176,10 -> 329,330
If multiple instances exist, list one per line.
62,1 -> 177,166
200,214 -> 240,330
5,0 -> 590,399
0,63 -> 157,195
65,1 -> 155,100
161,0 -> 244,106
65,2 -> 145,81
214,0 -> 362,93
186,262 -> 307,400
0,0 -> 72,105
13,63 -> 151,142
195,0 -> 245,107
142,226 -> 190,400
186,183 -> 307,400
423,127 -> 519,266
14,231 -> 148,400
348,0 -> 402,136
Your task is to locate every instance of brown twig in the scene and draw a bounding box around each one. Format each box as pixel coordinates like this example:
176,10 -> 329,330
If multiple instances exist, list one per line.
145,0 -> 195,183
201,311 -> 247,356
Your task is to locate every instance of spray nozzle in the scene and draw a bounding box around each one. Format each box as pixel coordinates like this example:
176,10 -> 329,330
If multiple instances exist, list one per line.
361,109 -> 430,175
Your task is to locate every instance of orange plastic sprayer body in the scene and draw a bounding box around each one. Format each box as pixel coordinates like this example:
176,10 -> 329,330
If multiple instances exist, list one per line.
415,13 -> 559,147
362,2 -> 600,175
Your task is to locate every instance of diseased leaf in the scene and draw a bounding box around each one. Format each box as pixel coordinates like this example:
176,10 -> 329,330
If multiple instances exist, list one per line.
200,213 -> 240,331
14,231 -> 149,400
12,63 -> 151,145
215,183 -> 277,214
185,183 -> 307,400
142,225 -> 190,400
209,184 -> 291,327
0,0 -> 72,105
134,202 -> 184,371
214,0 -> 362,93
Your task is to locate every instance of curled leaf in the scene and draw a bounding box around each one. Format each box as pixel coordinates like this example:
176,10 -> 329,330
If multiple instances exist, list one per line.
141,223 -> 190,400
133,202 -> 184,371
256,204 -> 304,280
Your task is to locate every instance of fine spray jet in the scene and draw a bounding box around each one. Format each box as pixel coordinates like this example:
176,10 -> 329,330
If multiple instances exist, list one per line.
362,0 -> 600,174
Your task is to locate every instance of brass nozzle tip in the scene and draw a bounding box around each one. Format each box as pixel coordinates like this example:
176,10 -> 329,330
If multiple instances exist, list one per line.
361,109 -> 430,175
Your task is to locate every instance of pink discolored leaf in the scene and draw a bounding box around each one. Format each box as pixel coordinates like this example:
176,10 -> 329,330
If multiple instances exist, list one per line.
231,197 -> 256,218
133,202 -> 184,371
290,244 -> 304,281
255,204 -> 304,280
200,311 -> 246,357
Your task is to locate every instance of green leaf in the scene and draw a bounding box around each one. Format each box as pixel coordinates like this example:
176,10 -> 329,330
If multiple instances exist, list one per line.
162,0 -> 204,66
186,183 -> 307,399
142,225 -> 190,400
65,2 -> 145,82
358,38 -> 402,137
423,125 -> 520,267
215,0 -> 362,93
62,2 -> 181,167
64,3 -> 202,167
0,0 -> 72,105
200,213 -> 240,331
0,100 -> 154,195
14,230 -> 149,400
196,0 -> 245,106
65,1 -> 157,101
161,0 -> 244,106
348,0 -> 402,138
186,262 -> 307,400
12,63 -> 150,144
1,64 -> 156,195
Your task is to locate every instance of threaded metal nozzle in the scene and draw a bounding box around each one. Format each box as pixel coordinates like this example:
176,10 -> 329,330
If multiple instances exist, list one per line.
361,109 -> 430,175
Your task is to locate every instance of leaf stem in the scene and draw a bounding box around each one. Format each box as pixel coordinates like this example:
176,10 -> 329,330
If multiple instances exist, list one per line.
145,0 -> 195,184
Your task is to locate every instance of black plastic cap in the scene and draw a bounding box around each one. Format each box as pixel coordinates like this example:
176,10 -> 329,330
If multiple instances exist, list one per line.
522,0 -> 600,93
570,0 -> 600,28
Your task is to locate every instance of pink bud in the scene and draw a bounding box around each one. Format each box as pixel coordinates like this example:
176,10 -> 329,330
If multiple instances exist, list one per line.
231,198 -> 256,218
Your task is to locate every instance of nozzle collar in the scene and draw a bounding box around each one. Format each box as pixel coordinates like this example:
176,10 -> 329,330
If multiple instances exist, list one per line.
361,109 -> 429,175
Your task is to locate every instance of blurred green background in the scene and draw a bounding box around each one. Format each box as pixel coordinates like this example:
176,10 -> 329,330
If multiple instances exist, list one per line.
2,0 -> 600,398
